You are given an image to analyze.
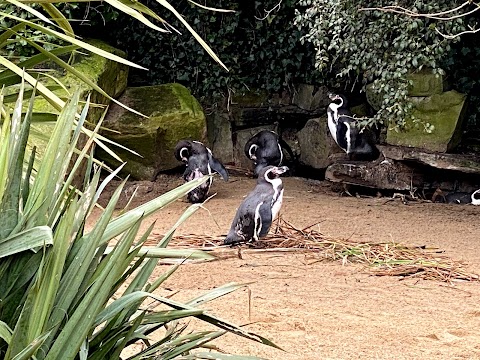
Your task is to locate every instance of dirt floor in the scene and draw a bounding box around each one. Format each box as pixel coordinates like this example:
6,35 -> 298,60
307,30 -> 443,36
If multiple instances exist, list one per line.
92,173 -> 480,360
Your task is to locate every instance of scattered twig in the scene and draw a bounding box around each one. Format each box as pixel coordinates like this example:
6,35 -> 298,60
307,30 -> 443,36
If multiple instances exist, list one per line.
155,217 -> 480,284
255,0 -> 282,21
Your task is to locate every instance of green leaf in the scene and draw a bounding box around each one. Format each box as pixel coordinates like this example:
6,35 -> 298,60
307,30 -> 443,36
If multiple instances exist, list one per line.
0,226 -> 53,258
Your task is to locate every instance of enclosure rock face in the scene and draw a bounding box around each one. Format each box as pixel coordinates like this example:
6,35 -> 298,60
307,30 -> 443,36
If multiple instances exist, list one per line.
297,117 -> 338,169
98,84 -> 207,179
206,111 -> 234,164
292,84 -> 330,111
386,90 -> 467,152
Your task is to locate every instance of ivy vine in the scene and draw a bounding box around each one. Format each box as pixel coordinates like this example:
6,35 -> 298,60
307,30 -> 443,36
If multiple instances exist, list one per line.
294,0 -> 467,130
70,0 -> 320,103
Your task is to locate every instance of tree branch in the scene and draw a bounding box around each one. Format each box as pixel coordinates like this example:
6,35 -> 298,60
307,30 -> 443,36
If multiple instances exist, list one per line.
359,1 -> 479,21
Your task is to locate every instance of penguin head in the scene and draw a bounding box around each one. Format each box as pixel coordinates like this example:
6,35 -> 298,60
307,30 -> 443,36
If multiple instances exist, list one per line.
174,140 -> 194,163
259,165 -> 289,183
175,140 -> 209,163
328,93 -> 347,108
471,189 -> 480,205
248,144 -> 259,161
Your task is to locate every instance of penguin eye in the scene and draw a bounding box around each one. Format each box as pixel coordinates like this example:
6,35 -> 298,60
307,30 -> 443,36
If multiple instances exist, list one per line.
266,171 -> 275,180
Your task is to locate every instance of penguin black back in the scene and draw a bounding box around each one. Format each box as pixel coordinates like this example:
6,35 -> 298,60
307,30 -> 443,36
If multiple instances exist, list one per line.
224,165 -> 288,245
244,130 -> 294,176
174,140 -> 228,203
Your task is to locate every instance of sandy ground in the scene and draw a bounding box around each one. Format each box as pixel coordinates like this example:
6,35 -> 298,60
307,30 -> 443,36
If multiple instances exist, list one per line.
91,173 -> 480,360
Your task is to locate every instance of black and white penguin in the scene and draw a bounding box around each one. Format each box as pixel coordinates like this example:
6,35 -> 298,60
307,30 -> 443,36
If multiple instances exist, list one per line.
327,93 -> 378,160
244,130 -> 294,176
224,165 -> 288,245
174,140 -> 228,203
433,188 -> 480,205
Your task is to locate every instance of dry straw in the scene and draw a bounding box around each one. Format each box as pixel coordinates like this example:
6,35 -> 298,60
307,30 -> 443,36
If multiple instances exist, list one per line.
158,217 -> 479,284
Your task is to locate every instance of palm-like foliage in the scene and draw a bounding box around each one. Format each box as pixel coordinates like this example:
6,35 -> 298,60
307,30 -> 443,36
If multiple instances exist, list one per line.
0,86 -> 278,359
0,0 -> 228,158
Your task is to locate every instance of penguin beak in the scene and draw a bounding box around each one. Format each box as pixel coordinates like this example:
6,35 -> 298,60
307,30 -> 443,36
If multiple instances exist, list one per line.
273,166 -> 289,175
328,93 -> 339,101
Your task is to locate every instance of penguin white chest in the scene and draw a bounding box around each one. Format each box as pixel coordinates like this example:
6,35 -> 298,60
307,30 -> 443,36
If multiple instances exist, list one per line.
271,188 -> 284,220
327,104 -> 340,143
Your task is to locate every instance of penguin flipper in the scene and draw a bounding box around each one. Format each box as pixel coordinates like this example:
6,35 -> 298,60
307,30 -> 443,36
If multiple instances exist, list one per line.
208,154 -> 229,181
278,138 -> 296,161
258,202 -> 273,238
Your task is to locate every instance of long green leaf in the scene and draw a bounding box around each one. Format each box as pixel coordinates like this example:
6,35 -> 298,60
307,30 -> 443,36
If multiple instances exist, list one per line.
103,0 -> 168,33
0,81 -> 32,239
99,176 -> 211,245
0,226 -> 53,258
186,282 -> 249,307
140,309 -> 204,325
156,0 -> 229,71
0,92 -> 11,203
44,216 -> 143,360
148,294 -> 282,350
179,352 -> 266,360
10,331 -> 51,360
21,36 -> 146,118
0,12 -> 147,70
40,3 -> 74,35
103,247 -> 215,261
93,292 -> 150,327
0,321 -> 13,344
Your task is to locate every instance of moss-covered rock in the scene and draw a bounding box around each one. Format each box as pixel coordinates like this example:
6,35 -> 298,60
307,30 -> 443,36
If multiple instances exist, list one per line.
365,83 -> 382,111
407,68 -> 443,97
386,90 -> 467,152
97,84 -> 207,179
28,40 -> 129,159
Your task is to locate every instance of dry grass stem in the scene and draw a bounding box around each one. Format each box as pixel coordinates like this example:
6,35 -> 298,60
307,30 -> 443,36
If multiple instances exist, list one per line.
147,217 -> 479,284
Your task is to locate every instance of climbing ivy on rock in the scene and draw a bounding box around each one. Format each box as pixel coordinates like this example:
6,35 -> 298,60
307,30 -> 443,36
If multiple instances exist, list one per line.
71,0 -> 319,103
294,0 -> 467,130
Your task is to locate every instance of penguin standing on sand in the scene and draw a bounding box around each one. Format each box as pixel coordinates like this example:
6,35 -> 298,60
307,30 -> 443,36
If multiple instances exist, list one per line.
174,140 -> 228,203
244,130 -> 294,176
224,165 -> 288,245
327,93 -> 378,160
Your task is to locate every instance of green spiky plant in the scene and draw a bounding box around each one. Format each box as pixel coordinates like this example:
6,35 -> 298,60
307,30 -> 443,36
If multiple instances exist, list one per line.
0,83 -> 279,359
0,0 -> 229,160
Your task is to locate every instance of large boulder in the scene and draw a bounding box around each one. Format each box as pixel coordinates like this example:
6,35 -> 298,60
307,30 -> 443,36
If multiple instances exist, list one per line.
292,84 -> 329,111
206,111 -> 234,164
366,69 -> 444,110
98,84 -> 207,180
386,90 -> 467,152
297,117 -> 342,170
407,68 -> 443,97
29,40 -> 129,158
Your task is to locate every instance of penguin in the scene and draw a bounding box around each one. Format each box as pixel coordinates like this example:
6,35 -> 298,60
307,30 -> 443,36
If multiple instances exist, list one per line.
174,140 -> 228,203
433,188 -> 480,205
326,93 -> 378,160
224,165 -> 289,245
244,130 -> 295,176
